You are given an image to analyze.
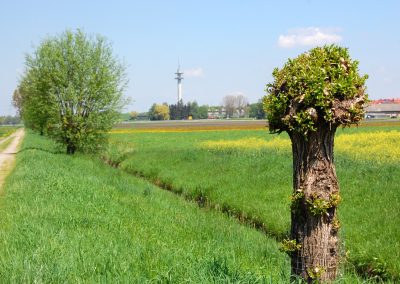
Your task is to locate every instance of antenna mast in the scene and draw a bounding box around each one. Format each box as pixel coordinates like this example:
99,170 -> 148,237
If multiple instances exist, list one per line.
175,65 -> 184,103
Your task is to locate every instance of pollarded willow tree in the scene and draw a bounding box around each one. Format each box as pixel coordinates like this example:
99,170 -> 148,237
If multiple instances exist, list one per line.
263,45 -> 368,282
19,29 -> 127,154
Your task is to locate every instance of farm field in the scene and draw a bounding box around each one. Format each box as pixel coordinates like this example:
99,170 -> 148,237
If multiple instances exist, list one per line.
0,131 -> 292,282
0,121 -> 398,282
105,120 -> 400,281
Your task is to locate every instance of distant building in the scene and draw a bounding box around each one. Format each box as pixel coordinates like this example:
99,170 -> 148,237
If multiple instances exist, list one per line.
207,106 -> 226,119
370,98 -> 400,105
365,103 -> 400,118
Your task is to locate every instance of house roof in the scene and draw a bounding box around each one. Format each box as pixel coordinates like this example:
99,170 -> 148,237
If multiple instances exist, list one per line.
366,103 -> 400,112
371,98 -> 400,104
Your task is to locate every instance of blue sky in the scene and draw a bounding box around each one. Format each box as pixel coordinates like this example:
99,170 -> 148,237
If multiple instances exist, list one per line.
1,0 -> 399,115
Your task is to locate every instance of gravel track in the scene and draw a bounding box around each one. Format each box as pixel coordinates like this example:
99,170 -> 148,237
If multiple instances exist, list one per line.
0,128 -> 25,190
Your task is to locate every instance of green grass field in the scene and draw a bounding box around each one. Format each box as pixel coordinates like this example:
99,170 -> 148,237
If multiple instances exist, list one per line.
0,132 -> 291,282
104,123 -> 400,281
0,125 -> 398,282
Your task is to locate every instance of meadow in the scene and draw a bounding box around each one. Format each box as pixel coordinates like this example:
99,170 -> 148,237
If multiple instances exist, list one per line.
105,121 -> 400,281
0,132 -> 290,282
0,121 -> 398,282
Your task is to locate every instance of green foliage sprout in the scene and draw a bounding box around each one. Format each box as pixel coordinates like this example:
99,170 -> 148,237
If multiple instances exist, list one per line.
332,216 -> 340,233
306,197 -> 331,216
263,44 -> 368,135
280,239 -> 302,255
306,193 -> 341,216
307,266 -> 326,281
290,189 -> 305,213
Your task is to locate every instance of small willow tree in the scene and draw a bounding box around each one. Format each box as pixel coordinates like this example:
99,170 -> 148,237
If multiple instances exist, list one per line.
19,29 -> 127,154
263,45 -> 368,282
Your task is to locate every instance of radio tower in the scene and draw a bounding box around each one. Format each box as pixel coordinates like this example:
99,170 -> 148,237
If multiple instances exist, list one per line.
175,65 -> 184,103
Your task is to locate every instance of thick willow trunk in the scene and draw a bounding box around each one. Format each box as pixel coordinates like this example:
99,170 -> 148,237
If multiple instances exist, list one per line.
289,126 -> 340,282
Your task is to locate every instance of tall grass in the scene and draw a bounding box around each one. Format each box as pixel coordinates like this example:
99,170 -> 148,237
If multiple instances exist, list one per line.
106,126 -> 400,280
0,132 -> 292,282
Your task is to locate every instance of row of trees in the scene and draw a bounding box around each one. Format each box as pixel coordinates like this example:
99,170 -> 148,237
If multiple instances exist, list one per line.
169,101 -> 208,120
131,99 -> 265,121
0,115 -> 21,125
143,101 -> 210,121
14,29 -> 127,154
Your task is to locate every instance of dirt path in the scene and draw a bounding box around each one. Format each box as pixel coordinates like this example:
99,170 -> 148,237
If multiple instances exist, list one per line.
0,128 -> 25,190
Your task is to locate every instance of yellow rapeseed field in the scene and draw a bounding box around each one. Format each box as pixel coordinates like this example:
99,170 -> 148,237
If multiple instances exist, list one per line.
200,131 -> 400,163
335,130 -> 400,163
200,137 -> 290,151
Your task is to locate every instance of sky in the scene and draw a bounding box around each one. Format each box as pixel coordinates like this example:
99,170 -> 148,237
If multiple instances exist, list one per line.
1,0 -> 399,115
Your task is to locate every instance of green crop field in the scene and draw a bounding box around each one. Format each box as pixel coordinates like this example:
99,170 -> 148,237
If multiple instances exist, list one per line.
0,123 -> 398,282
104,122 -> 400,281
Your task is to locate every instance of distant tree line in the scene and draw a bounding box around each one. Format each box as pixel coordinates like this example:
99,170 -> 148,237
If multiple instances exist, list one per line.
129,97 -> 266,122
0,115 -> 21,125
141,100 -> 209,121
169,100 -> 208,120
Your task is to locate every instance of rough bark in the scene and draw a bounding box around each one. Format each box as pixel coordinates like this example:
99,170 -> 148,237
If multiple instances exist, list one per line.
289,125 -> 339,282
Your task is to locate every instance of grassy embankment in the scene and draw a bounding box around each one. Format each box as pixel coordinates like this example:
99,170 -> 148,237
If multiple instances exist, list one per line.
105,122 -> 400,281
0,131 -> 292,282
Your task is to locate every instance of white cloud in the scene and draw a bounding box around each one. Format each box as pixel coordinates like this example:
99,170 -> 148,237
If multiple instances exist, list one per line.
278,27 -> 342,48
184,67 -> 204,78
